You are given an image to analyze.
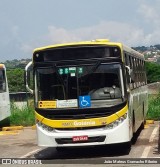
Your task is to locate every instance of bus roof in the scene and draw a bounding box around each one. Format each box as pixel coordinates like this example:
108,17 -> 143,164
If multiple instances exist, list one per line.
33,39 -> 144,59
33,39 -> 123,52
122,44 -> 144,59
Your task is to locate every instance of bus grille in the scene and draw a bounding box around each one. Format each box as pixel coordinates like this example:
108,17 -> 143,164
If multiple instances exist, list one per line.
46,113 -> 111,120
55,125 -> 106,131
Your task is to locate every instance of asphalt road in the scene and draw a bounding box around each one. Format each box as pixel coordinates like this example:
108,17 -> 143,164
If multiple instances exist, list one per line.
0,122 -> 159,167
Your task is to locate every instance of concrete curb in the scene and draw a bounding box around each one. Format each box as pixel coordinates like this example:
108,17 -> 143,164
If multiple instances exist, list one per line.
21,125 -> 36,130
1,125 -> 36,131
144,124 -> 149,129
146,120 -> 154,125
2,126 -> 24,131
31,125 -> 36,130
0,125 -> 36,136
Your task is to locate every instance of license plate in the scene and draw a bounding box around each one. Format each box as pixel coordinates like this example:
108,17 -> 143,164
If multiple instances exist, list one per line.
72,135 -> 88,142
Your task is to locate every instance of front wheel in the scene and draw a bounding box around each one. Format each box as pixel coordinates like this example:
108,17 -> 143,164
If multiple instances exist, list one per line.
56,147 -> 63,152
56,147 -> 69,152
122,141 -> 131,154
123,141 -> 131,150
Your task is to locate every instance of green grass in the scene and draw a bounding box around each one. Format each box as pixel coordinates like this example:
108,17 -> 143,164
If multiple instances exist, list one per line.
10,102 -> 35,126
146,93 -> 160,120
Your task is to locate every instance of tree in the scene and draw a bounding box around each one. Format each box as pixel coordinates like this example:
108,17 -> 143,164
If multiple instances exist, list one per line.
145,62 -> 160,83
6,68 -> 25,92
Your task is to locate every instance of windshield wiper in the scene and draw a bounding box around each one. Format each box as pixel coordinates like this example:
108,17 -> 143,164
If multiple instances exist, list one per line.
86,60 -> 101,76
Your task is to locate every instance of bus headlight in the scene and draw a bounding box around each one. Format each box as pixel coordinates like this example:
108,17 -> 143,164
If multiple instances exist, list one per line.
37,120 -> 55,132
105,113 -> 127,130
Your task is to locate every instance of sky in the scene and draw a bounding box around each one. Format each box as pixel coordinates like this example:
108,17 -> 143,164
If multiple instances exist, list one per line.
0,0 -> 160,61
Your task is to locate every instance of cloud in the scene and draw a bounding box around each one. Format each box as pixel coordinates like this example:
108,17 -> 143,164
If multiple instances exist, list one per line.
20,44 -> 33,53
46,21 -> 145,47
2,0 -> 160,62
136,0 -> 160,45
11,26 -> 19,37
47,26 -> 80,43
138,1 -> 160,26
45,1 -> 160,47
7,22 -> 147,57
9,17 -> 160,58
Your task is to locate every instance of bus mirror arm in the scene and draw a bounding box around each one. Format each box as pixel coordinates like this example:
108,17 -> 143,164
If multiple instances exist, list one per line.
25,61 -> 33,94
125,66 -> 131,83
125,66 -> 134,83
125,66 -> 131,75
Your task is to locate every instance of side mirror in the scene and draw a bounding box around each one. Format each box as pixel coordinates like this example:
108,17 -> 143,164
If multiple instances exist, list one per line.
25,61 -> 33,94
125,66 -> 131,83
125,66 -> 135,83
130,69 -> 135,83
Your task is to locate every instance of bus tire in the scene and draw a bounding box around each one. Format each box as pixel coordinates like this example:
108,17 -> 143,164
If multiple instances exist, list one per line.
132,111 -> 137,144
56,147 -> 65,152
141,102 -> 145,130
132,111 -> 135,134
122,141 -> 131,153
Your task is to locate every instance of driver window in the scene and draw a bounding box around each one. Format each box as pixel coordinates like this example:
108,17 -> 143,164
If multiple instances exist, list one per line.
88,73 -> 121,100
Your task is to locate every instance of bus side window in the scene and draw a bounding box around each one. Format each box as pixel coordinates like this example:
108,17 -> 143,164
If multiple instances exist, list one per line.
0,70 -> 6,92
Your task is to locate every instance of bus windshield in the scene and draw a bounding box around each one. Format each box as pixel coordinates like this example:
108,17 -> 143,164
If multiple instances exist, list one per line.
35,63 -> 124,108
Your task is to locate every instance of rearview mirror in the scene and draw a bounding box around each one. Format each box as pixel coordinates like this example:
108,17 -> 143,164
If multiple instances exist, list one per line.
125,66 -> 135,83
25,61 -> 33,94
130,69 -> 135,83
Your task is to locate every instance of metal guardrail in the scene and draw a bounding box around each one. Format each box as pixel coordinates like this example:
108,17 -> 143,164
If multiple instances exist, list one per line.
9,92 -> 31,102
9,92 -> 33,109
148,82 -> 160,94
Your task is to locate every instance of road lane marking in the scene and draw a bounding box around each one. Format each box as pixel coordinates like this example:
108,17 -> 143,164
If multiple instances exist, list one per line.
141,146 -> 151,158
141,126 -> 159,158
20,148 -> 43,158
149,126 -> 158,142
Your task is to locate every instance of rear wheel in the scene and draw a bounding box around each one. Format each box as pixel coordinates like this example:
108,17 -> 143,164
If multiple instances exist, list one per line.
56,147 -> 63,152
56,147 -> 69,152
131,112 -> 137,144
124,141 -> 131,150
121,142 -> 131,154
141,102 -> 145,130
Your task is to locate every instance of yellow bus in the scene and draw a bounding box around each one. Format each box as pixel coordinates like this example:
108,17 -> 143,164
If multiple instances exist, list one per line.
25,39 -> 148,150
0,64 -> 10,126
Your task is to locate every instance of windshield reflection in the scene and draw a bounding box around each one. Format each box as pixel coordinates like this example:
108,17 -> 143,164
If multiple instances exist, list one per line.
35,63 -> 123,108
